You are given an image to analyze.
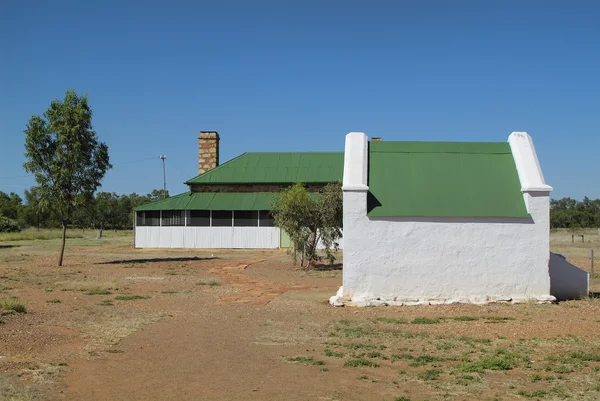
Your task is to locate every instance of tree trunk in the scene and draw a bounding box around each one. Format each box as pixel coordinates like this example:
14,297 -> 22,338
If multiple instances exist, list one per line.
58,223 -> 67,266
96,228 -> 103,239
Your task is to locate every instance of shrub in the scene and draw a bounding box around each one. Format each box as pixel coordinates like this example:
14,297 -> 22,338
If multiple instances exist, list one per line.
0,216 -> 20,233
0,298 -> 27,313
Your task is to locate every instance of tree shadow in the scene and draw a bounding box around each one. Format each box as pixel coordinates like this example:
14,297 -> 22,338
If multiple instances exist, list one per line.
99,256 -> 217,265
0,244 -> 18,249
589,292 -> 600,299
311,262 -> 343,271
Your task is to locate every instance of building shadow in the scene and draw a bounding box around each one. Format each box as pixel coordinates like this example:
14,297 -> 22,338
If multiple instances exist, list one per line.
312,262 -> 343,271
99,256 -> 217,265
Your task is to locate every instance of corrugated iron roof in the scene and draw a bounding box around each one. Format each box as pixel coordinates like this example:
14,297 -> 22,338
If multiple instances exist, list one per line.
134,192 -> 281,211
185,152 -> 344,185
367,141 -> 529,218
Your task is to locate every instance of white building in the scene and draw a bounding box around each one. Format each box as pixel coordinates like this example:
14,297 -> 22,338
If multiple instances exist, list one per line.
331,132 -> 588,305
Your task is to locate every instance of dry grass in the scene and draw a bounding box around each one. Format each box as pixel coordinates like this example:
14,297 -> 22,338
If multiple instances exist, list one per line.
0,298 -> 27,313
0,375 -> 37,401
317,317 -> 600,400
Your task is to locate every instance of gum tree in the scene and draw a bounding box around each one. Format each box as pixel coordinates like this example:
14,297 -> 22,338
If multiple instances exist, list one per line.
272,182 -> 343,268
24,90 -> 111,266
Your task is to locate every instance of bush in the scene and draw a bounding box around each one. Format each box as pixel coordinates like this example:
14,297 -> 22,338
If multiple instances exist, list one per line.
0,299 -> 27,313
0,216 -> 20,233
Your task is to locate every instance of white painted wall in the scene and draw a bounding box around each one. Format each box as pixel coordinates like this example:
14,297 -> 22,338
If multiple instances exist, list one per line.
549,252 -> 589,300
135,227 -> 280,249
339,132 -> 555,304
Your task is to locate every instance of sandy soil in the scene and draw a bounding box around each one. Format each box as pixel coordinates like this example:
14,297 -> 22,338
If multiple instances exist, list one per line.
1,233 -> 600,401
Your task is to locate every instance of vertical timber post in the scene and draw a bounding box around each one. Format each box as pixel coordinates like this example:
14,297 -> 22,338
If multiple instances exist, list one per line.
592,249 -> 595,281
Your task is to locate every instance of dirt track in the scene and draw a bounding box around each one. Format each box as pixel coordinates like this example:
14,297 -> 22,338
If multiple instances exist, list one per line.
3,235 -> 600,401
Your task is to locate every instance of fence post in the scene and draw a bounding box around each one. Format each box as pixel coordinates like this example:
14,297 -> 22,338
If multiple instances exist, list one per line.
592,249 -> 595,279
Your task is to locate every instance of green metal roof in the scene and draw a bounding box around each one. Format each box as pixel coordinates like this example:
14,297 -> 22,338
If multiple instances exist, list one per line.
134,192 -> 280,211
367,141 -> 529,218
185,152 -> 343,185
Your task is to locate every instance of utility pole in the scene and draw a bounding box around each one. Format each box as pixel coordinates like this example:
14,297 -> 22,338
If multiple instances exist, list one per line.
160,155 -> 167,199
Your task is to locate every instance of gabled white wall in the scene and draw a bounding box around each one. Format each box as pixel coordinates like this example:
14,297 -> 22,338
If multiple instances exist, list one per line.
338,132 -> 556,305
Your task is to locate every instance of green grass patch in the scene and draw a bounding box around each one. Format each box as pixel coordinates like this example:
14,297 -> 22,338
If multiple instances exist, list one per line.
344,358 -> 380,368
86,289 -> 112,295
324,349 -> 345,358
455,374 -> 482,385
372,317 -> 408,324
459,356 -> 513,372
454,316 -> 479,321
98,300 -> 114,306
196,280 -> 221,287
391,353 -> 415,362
46,299 -> 61,303
419,369 -> 442,381
567,351 -> 600,362
517,390 -> 548,398
342,342 -> 385,350
411,317 -> 440,324
286,356 -> 325,366
409,355 -> 444,367
0,230 -> 84,242
484,316 -> 515,322
114,295 -> 150,301
338,326 -> 374,338
366,351 -> 387,359
0,298 -> 27,313
544,364 -> 574,373
529,373 -> 543,383
161,291 -> 178,294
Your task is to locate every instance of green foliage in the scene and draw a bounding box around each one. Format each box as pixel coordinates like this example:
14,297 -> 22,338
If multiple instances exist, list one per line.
272,182 -> 342,267
344,358 -> 380,368
551,197 -> 600,228
0,192 -> 23,221
411,317 -> 441,324
0,216 -> 20,233
23,89 -> 112,265
459,356 -> 514,372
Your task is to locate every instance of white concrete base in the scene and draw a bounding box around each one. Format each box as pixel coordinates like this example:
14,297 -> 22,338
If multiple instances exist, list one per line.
328,286 -> 556,307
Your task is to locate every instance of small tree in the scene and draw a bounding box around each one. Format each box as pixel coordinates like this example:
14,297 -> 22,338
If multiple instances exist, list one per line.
272,182 -> 342,268
24,89 -> 111,266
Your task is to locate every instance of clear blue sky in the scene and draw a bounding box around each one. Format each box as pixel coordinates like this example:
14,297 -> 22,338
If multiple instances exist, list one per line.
1,0 -> 598,200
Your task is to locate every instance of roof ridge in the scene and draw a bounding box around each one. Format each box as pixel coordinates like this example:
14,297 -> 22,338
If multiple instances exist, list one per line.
184,152 -> 249,185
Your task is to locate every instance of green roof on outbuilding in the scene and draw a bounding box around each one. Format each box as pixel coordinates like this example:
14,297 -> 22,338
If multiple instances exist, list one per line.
185,152 -> 343,185
133,192 -> 282,211
367,141 -> 529,218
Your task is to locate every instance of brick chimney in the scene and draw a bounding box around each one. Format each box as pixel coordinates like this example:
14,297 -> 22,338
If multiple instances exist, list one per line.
198,131 -> 220,175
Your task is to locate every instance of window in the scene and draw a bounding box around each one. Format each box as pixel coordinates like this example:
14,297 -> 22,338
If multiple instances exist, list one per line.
234,211 -> 258,227
189,210 -> 210,227
161,210 -> 185,226
211,210 -> 232,227
259,210 -> 274,227
136,211 -> 160,226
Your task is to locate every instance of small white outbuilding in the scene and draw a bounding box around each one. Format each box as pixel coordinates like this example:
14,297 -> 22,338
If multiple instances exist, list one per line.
332,132 -> 588,306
